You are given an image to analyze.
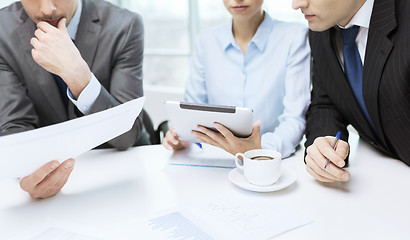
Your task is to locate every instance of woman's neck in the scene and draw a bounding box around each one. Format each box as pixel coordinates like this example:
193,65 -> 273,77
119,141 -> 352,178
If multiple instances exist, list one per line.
232,10 -> 264,55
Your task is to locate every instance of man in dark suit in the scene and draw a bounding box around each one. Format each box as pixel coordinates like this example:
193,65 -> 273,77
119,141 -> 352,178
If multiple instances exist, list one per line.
0,0 -> 145,198
292,0 -> 410,182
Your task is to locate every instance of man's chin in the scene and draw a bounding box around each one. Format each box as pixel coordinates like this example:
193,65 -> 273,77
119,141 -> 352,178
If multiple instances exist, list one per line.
308,22 -> 333,32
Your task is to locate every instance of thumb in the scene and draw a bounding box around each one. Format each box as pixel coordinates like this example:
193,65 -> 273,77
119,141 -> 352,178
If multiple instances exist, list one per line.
335,140 -> 349,160
58,18 -> 67,32
251,120 -> 261,136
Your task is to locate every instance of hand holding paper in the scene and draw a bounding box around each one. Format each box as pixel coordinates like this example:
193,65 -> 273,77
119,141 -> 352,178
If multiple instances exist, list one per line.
0,97 -> 145,180
20,159 -> 74,199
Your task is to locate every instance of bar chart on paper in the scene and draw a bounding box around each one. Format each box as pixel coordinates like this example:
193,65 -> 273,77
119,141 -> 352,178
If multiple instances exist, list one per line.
136,191 -> 312,240
148,212 -> 213,240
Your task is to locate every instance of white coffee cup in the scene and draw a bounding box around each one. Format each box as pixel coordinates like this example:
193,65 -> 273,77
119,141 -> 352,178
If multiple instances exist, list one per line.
234,149 -> 282,186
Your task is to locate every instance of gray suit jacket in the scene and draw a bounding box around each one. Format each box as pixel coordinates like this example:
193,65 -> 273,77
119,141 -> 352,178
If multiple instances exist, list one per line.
0,0 -> 145,150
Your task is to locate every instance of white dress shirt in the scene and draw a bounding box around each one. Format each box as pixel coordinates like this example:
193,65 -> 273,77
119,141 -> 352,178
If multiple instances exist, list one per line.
185,13 -> 311,158
65,0 -> 102,114
336,0 -> 374,67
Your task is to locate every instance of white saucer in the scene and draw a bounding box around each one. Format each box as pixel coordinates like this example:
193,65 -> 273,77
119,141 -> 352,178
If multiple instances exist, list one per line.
228,167 -> 296,192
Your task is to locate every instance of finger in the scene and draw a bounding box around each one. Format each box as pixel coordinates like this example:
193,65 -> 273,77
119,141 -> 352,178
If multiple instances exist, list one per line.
162,132 -> 176,150
37,21 -> 54,33
33,159 -> 75,198
58,18 -> 67,32
180,140 -> 190,148
42,160 -> 74,198
31,48 -> 42,65
163,131 -> 186,150
305,154 -> 341,180
195,135 -> 216,148
196,125 -> 226,146
165,130 -> 180,146
34,28 -> 47,42
314,137 -> 345,167
250,120 -> 261,137
30,37 -> 41,49
248,121 -> 262,148
214,122 -> 235,140
20,160 -> 60,192
170,128 -> 178,138
193,130 -> 221,148
335,140 -> 349,160
162,138 -> 173,150
306,144 -> 350,181
306,144 -> 332,170
305,154 -> 342,181
306,165 -> 336,182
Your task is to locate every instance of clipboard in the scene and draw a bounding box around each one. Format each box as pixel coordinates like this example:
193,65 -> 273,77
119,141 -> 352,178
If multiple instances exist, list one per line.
165,101 -> 253,142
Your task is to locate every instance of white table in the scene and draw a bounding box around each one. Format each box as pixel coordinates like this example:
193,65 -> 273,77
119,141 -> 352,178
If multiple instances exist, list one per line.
1,134 -> 410,240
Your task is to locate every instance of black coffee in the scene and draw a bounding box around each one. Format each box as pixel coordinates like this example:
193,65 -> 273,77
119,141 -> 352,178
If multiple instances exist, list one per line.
250,156 -> 274,160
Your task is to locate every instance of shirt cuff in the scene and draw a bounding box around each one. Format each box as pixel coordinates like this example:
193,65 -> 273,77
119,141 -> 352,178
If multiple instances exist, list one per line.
67,73 -> 101,114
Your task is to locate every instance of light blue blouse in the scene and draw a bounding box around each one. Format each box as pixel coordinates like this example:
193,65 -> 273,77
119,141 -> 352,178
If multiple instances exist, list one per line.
185,13 -> 311,158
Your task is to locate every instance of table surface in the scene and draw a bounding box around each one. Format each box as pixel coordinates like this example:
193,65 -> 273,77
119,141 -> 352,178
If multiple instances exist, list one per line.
1,133 -> 410,240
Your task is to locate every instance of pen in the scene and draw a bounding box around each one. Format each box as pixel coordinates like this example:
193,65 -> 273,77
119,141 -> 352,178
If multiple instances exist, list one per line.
323,131 -> 341,171
195,142 -> 203,149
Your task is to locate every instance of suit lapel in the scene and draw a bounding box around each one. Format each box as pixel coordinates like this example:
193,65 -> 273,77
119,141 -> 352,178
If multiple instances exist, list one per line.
324,29 -> 345,86
17,11 -> 67,121
363,0 -> 396,145
75,0 -> 101,68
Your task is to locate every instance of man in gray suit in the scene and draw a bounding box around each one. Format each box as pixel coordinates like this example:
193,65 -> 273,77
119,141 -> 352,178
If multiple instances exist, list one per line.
0,0 -> 145,198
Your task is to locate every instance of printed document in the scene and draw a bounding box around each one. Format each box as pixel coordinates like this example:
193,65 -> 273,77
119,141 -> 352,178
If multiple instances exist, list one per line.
0,97 -> 145,179
169,143 -> 235,168
9,218 -> 102,240
125,190 -> 312,239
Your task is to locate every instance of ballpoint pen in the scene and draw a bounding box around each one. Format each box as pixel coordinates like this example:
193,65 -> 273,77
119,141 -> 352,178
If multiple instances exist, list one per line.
195,142 -> 203,149
323,131 -> 341,171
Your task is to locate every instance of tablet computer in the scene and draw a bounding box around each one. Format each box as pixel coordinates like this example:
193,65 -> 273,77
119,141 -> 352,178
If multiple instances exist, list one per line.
165,101 -> 253,142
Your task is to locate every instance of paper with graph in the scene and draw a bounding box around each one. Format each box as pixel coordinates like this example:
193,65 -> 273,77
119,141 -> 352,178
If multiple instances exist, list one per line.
133,191 -> 312,239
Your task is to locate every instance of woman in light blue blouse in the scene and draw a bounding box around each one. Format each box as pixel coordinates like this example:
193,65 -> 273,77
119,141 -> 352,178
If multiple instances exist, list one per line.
163,0 -> 310,158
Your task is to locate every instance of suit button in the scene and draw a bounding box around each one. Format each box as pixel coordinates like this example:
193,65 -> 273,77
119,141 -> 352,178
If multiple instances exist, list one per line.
369,141 -> 376,147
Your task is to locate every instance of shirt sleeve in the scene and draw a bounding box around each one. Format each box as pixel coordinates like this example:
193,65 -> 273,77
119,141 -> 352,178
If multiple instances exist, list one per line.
261,26 -> 311,158
184,35 -> 208,104
67,73 -> 101,114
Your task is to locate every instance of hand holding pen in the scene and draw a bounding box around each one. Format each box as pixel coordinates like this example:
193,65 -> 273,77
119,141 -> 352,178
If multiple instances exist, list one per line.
323,132 -> 341,171
305,132 -> 351,183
